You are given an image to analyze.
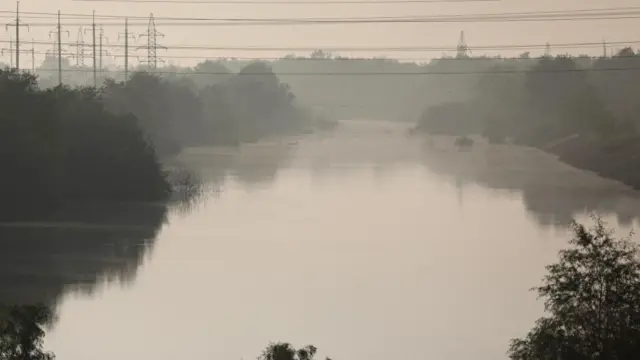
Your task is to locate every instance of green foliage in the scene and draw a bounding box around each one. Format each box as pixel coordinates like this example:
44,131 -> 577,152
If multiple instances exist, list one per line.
101,73 -> 192,157
0,304 -> 54,360
102,63 -> 305,153
414,55 -> 633,147
509,217 -> 640,359
0,69 -> 170,220
260,343 -> 330,360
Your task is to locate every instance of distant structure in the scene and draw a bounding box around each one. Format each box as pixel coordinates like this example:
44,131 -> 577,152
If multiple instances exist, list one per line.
544,42 -> 551,57
1,38 -> 13,68
602,39 -> 608,58
138,13 -> 166,70
118,18 -> 136,80
29,38 -> 34,72
71,27 -> 86,67
456,30 -> 470,58
98,26 -> 110,74
48,11 -> 70,85
4,1 -> 30,71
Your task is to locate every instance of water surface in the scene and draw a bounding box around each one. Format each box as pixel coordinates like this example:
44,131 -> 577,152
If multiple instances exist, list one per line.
5,120 -> 640,360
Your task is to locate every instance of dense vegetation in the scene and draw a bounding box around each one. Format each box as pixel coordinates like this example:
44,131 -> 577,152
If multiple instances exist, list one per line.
101,62 -> 314,157
510,217 -> 640,359
414,52 -> 628,141
1,58 -> 325,220
0,70 -> 170,221
412,49 -> 640,189
34,51 -> 503,122
0,304 -> 54,360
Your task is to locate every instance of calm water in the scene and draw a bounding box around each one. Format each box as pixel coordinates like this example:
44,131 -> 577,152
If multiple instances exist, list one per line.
4,120 -> 640,360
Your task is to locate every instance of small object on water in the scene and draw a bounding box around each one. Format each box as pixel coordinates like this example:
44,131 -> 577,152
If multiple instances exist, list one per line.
455,136 -> 474,149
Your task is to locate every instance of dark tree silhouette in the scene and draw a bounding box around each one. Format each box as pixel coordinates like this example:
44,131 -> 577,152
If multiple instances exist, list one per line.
0,69 -> 170,220
260,343 -> 331,360
509,217 -> 640,359
0,304 -> 54,360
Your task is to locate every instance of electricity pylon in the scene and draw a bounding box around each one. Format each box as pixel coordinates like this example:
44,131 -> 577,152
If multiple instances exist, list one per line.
137,13 -> 166,71
71,27 -> 86,67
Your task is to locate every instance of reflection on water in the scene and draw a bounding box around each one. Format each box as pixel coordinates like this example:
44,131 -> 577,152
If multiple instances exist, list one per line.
421,136 -> 640,228
175,140 -> 297,190
0,203 -> 167,306
0,142 -> 297,308
5,120 -> 640,360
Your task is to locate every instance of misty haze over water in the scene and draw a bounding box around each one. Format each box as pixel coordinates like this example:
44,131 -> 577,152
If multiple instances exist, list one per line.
5,0 -> 640,358
2,121 -> 639,360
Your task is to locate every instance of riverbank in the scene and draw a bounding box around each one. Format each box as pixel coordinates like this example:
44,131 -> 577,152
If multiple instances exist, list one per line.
540,134 -> 640,191
421,135 -> 632,191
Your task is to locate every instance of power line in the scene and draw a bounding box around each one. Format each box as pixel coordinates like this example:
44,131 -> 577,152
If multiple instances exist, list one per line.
27,66 -> 640,76
4,38 -> 640,52
11,16 -> 640,27
23,48 -> 640,62
6,7 -> 640,25
8,5 -> 640,20
72,0 -> 500,3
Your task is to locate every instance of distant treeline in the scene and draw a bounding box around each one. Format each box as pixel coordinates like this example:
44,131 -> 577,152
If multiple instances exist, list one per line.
101,61 -> 315,157
416,49 -> 638,143
1,61 -> 319,220
34,50 -> 523,121
415,48 -> 640,189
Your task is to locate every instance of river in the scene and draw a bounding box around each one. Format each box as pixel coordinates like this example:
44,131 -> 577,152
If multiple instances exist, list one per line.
3,119 -> 640,360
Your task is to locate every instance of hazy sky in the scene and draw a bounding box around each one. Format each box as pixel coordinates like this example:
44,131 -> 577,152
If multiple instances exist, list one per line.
2,0 -> 640,67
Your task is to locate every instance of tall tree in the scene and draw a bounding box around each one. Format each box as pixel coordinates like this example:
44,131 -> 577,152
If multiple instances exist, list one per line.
509,217 -> 640,359
0,304 -> 54,360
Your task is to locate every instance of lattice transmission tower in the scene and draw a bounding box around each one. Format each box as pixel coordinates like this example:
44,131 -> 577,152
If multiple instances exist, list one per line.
71,27 -> 86,67
138,13 -> 166,70
456,30 -> 470,58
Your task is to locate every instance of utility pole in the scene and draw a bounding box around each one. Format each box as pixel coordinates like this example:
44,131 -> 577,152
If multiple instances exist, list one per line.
84,11 -> 97,87
49,10 -> 69,86
118,18 -> 136,81
98,26 -> 110,75
5,1 -> 29,71
57,11 -> 62,85
1,38 -> 13,68
138,13 -> 166,71
30,38 -> 34,72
